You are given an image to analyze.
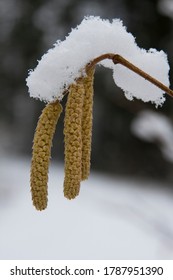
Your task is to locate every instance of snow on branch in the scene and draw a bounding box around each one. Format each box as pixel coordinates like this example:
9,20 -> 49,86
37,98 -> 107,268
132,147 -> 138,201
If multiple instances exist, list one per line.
26,16 -> 170,106
27,16 -> 173,210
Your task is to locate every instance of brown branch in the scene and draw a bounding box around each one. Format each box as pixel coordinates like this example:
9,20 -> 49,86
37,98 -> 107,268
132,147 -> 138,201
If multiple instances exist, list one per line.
86,53 -> 173,99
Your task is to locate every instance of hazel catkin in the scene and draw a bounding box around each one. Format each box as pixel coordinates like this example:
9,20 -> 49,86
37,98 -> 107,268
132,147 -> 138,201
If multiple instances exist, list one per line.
63,79 -> 84,199
30,100 -> 62,210
81,67 -> 95,180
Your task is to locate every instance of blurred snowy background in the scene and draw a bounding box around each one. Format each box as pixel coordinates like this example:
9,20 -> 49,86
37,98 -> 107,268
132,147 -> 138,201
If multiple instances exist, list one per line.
0,0 -> 173,259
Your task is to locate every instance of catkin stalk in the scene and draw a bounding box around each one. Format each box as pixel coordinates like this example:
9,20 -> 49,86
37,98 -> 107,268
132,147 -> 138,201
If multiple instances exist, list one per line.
31,100 -> 62,210
81,67 -> 95,180
63,79 -> 84,199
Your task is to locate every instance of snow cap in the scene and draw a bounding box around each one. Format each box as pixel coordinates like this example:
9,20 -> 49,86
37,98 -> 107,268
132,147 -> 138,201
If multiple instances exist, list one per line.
26,16 -> 170,106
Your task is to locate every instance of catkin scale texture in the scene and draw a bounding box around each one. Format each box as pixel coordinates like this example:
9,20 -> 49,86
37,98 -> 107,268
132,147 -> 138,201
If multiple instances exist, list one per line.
63,79 -> 84,199
30,101 -> 62,210
81,67 -> 95,180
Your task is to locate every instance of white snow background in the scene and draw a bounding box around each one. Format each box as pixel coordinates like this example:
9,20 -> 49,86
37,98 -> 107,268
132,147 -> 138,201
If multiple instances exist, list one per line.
26,16 -> 170,106
131,110 -> 173,163
0,155 -> 173,260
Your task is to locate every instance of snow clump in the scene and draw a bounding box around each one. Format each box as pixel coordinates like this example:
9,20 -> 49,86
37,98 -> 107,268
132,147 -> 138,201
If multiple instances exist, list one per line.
26,16 -> 170,106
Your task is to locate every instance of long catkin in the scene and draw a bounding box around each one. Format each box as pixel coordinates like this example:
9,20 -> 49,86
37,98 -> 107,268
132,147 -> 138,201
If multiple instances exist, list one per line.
63,79 -> 84,199
81,67 -> 95,180
30,100 -> 62,210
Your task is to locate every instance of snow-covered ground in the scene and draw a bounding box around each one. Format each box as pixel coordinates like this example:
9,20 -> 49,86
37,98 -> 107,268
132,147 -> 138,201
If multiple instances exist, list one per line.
0,155 -> 173,260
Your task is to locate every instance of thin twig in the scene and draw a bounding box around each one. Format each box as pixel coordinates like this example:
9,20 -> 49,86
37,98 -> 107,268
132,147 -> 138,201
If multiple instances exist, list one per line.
86,53 -> 173,98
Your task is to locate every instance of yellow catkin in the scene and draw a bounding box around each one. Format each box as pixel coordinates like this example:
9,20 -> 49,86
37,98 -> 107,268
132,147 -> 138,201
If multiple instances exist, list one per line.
81,67 -> 95,180
63,79 -> 84,199
30,100 -> 62,210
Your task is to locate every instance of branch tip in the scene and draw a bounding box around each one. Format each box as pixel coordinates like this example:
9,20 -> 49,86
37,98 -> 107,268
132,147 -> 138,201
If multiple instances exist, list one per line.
86,53 -> 173,99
